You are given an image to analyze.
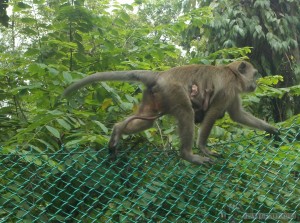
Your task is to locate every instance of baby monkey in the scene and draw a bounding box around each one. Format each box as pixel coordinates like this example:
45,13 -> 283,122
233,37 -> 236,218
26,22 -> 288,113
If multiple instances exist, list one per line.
190,82 -> 214,123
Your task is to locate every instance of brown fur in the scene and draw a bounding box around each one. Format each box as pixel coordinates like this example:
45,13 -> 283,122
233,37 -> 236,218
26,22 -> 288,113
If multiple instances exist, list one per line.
63,61 -> 278,165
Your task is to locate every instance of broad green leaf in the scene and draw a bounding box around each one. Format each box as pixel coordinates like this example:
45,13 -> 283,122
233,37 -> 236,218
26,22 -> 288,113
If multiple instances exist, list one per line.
47,110 -> 64,116
65,139 -> 83,148
28,63 -> 47,75
33,0 -> 45,3
48,67 -> 59,76
36,139 -> 56,152
22,153 -> 43,166
24,48 -> 40,57
45,125 -> 60,139
63,71 -> 73,83
21,18 -> 37,24
120,11 -> 130,22
257,75 -> 283,86
20,27 -> 38,35
10,84 -> 43,94
57,118 -> 71,130
74,53 -> 87,62
14,2 -> 31,12
92,121 -> 108,134
48,40 -> 77,49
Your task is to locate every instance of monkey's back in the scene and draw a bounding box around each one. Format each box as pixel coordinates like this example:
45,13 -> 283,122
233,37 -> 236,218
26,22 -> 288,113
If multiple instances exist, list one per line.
158,64 -> 236,94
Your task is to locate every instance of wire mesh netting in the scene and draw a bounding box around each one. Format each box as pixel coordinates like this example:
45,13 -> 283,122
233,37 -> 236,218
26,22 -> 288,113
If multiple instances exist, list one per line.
1,118 -> 299,222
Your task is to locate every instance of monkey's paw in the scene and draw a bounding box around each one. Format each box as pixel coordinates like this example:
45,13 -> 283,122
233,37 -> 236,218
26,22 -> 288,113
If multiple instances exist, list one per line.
108,137 -> 118,161
183,154 -> 214,165
200,147 -> 221,157
108,146 -> 118,162
265,127 -> 281,142
193,155 -> 214,165
269,128 -> 279,135
108,128 -> 122,155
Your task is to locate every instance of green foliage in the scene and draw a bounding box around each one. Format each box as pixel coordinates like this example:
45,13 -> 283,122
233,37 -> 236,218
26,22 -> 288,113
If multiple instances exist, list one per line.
1,121 -> 299,222
192,47 -> 252,64
0,0 -> 9,27
192,0 -> 300,120
241,75 -> 300,122
0,0 -> 299,221
0,0 -> 181,151
0,0 -> 298,158
207,0 -> 299,56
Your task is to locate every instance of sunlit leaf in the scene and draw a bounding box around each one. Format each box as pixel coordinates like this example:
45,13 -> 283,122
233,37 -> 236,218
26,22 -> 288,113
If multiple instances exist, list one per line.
45,125 -> 60,139
57,119 -> 71,130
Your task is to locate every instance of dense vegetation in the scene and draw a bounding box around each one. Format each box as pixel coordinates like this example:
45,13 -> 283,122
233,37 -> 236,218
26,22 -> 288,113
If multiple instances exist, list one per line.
0,0 -> 299,150
0,0 -> 299,222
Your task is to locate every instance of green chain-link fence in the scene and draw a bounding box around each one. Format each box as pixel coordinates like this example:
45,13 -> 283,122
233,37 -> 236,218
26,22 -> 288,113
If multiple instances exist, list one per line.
1,118 -> 300,222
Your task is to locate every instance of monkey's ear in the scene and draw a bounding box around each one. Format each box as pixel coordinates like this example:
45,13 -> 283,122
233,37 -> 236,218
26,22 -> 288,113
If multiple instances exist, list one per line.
237,62 -> 247,74
227,61 -> 249,76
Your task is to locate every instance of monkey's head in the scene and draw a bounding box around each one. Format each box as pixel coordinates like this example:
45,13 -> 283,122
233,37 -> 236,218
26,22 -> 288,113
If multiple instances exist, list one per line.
227,61 -> 258,93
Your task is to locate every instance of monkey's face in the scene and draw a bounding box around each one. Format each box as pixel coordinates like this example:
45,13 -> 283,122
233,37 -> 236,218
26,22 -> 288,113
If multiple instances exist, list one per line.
244,70 -> 257,92
237,61 -> 258,93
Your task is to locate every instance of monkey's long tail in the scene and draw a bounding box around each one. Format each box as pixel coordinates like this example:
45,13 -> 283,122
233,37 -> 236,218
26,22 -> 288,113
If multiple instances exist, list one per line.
62,70 -> 158,97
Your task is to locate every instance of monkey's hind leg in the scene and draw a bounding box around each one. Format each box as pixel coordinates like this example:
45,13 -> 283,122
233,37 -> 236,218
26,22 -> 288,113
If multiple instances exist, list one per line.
108,116 -> 155,158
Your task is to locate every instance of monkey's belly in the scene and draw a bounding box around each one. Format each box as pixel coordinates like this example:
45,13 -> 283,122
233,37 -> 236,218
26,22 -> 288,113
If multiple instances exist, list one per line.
194,109 -> 225,124
194,110 -> 205,123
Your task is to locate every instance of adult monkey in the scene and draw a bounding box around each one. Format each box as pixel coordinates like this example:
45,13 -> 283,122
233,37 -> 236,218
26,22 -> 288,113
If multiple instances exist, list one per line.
63,61 -> 278,165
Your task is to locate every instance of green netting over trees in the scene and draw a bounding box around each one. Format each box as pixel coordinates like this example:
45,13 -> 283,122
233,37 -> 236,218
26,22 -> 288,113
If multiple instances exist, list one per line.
1,117 -> 299,223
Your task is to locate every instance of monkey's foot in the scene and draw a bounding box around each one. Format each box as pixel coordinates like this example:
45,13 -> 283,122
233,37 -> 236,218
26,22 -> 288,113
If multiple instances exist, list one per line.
108,139 -> 117,153
108,126 -> 121,148
108,145 -> 118,161
108,135 -> 119,161
191,155 -> 214,165
267,127 -> 279,135
182,153 -> 214,165
200,147 -> 221,157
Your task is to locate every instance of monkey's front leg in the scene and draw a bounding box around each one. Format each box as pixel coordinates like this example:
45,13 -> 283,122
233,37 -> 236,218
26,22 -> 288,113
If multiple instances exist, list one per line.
197,108 -> 223,157
228,98 -> 279,134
